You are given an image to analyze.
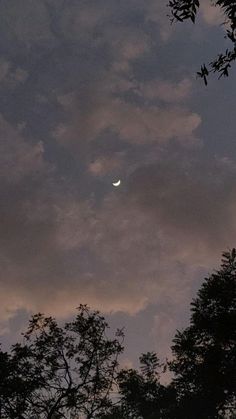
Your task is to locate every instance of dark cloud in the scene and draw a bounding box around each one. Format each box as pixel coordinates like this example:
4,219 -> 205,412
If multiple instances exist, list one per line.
1,149 -> 235,327
128,154 -> 236,261
0,0 -> 234,363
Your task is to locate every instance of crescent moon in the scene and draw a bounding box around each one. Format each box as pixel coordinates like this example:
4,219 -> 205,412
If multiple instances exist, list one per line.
112,179 -> 121,187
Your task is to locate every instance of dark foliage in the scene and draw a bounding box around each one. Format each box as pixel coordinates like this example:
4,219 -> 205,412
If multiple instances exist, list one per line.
170,249 -> 236,418
0,305 -> 124,419
101,250 -> 236,418
100,352 -> 176,419
0,251 -> 235,418
168,0 -> 236,83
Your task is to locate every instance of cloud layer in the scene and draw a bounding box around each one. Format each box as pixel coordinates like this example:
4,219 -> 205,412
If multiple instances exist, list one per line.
0,0 -> 234,359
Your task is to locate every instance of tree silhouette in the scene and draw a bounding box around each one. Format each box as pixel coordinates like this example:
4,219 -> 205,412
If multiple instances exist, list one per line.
170,249 -> 236,418
0,305 -> 124,419
100,352 -> 176,419
101,250 -> 236,418
116,352 -> 167,418
0,251 -> 235,418
168,0 -> 236,83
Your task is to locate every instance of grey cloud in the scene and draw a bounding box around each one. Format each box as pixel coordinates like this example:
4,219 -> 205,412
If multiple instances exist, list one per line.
0,0 -> 202,330
138,78 -> 192,103
0,59 -> 10,82
0,58 -> 27,87
0,0 -> 231,365
0,0 -> 54,46
0,114 -> 46,183
54,93 -> 201,147
1,149 -> 235,344
128,154 -> 236,264
0,154 -> 220,320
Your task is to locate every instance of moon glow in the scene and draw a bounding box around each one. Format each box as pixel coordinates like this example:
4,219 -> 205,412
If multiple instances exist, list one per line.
112,179 -> 121,187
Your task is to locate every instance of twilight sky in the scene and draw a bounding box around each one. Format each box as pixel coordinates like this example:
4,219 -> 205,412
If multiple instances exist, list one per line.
1,0 -> 236,363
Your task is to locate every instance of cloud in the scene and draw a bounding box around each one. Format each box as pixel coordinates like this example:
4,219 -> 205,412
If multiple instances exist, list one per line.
145,0 -> 223,42
128,154 -> 236,265
54,93 -> 201,147
0,0 -> 231,360
1,148 -> 236,344
152,311 -> 177,357
0,58 -> 27,86
0,0 -> 54,46
59,0 -> 110,38
108,26 -> 151,73
145,0 -> 176,41
138,78 -> 192,103
200,0 -> 223,26
108,100 -> 201,145
0,173 -> 191,326
0,59 -> 10,82
0,155 -> 226,311
88,154 -> 125,177
0,114 -> 46,183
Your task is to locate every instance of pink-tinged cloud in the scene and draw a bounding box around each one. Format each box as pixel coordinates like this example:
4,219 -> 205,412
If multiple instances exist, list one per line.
109,100 -> 201,144
139,78 -> 192,103
54,96 -> 201,147
200,0 -> 223,26
0,0 -> 232,360
1,154 -> 236,337
88,154 -> 124,177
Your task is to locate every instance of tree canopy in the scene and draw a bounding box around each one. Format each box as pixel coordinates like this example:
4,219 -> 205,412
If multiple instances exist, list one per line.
0,250 -> 235,418
170,249 -> 236,417
0,305 -> 124,419
168,0 -> 236,83
103,249 -> 236,418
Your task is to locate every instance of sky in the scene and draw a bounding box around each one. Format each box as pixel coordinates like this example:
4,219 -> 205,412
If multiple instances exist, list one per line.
1,0 -> 236,365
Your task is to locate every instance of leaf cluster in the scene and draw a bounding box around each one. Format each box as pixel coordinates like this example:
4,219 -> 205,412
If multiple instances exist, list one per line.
168,0 -> 236,82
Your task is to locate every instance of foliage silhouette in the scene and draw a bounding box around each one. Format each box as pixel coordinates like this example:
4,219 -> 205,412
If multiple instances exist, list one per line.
168,0 -> 236,83
101,249 -> 236,418
0,251 -> 236,418
170,249 -> 236,418
115,352 -> 174,418
0,305 -> 124,419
